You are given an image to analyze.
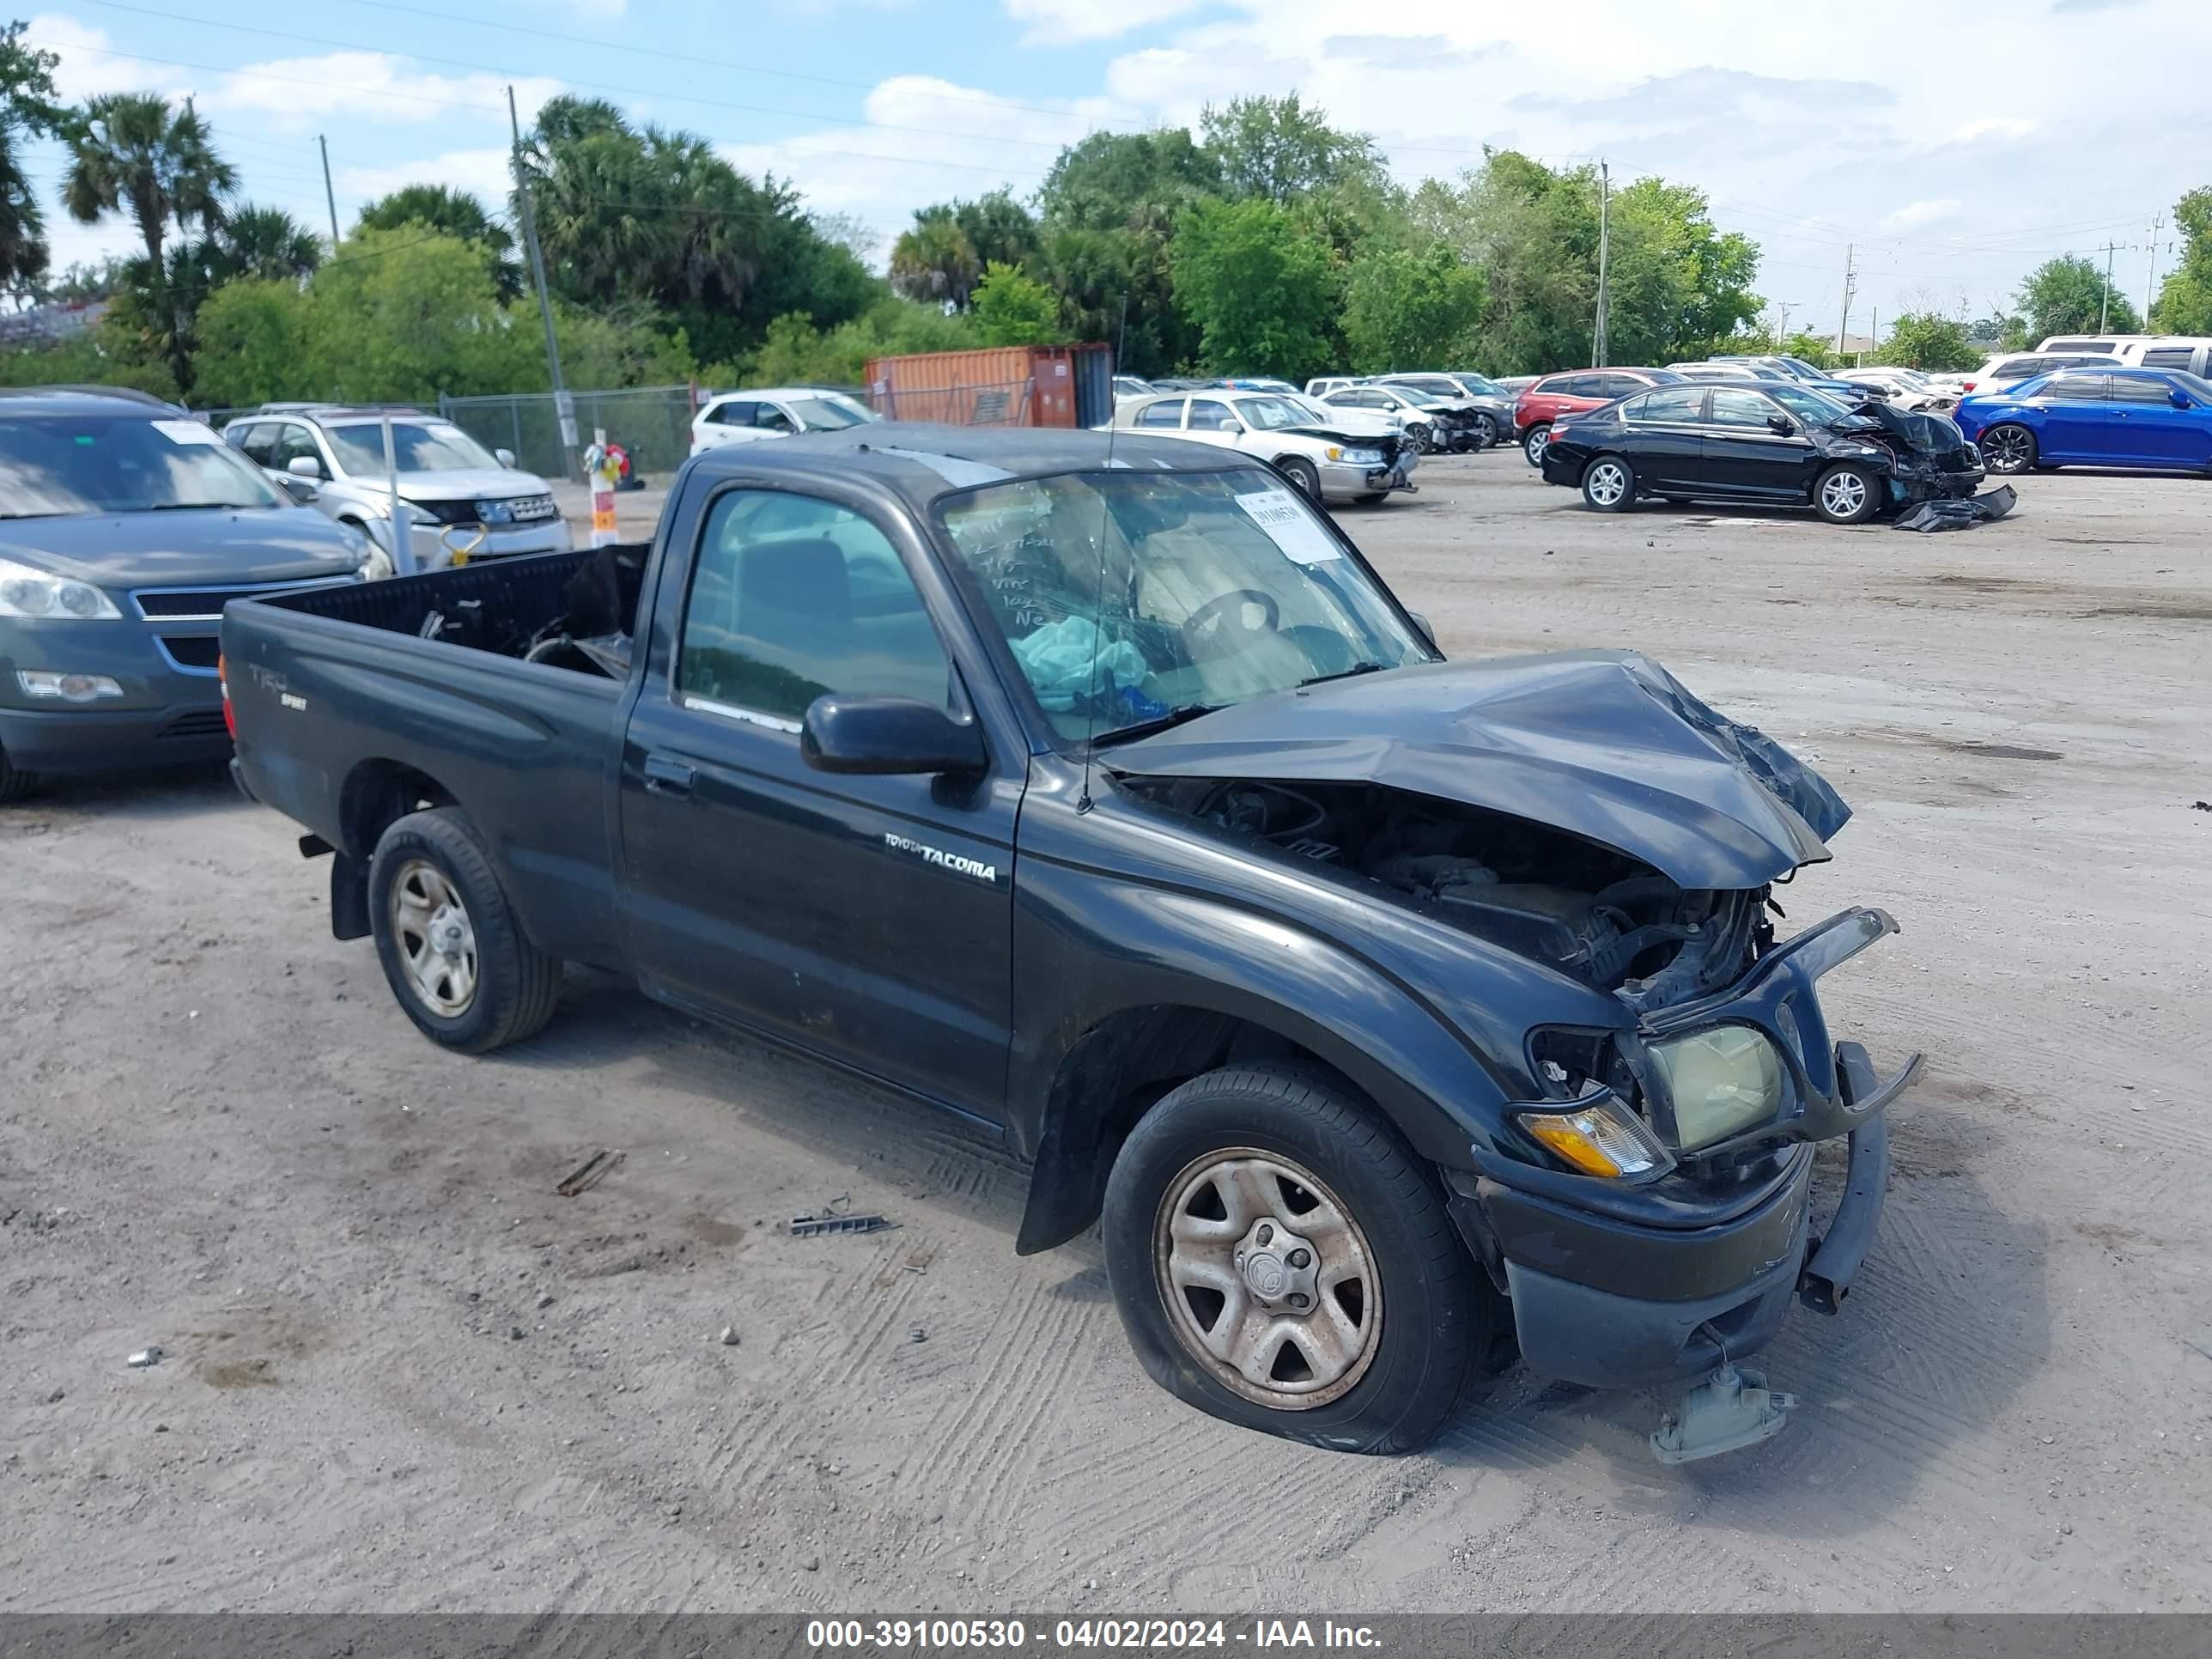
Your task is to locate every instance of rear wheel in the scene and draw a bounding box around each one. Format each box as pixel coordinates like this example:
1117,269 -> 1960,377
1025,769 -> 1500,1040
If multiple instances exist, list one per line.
1522,423 -> 1553,467
1103,1062 -> 1491,1453
1814,463 -> 1879,525
1580,453 -> 1635,511
1980,423 -> 2037,474
368,806 -> 562,1053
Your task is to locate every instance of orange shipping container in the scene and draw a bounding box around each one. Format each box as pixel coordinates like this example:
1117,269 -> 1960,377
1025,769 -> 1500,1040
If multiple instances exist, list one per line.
864,343 -> 1115,429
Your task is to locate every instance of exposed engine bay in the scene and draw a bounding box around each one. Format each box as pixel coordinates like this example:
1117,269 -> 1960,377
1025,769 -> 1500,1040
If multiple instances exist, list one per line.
1126,775 -> 1773,1012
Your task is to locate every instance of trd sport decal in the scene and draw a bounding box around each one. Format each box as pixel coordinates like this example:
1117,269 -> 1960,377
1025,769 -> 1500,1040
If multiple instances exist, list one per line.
883,831 -> 998,884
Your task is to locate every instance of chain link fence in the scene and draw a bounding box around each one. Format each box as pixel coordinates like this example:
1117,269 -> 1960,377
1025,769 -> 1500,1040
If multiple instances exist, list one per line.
440,386 -> 699,483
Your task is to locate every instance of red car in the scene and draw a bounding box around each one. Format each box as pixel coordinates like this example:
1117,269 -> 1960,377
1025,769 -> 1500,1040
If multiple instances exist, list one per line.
1515,368 -> 1686,467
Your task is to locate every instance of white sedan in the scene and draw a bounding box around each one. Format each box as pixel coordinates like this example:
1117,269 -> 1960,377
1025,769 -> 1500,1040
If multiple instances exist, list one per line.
1114,389 -> 1418,503
690,387 -> 878,455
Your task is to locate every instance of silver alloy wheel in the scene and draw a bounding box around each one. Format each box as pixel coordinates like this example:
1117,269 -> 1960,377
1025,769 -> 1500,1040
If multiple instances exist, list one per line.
1819,468 -> 1869,520
1525,427 -> 1549,465
389,857 -> 479,1017
1983,426 -> 2032,472
1154,1146 -> 1382,1409
1585,459 -> 1629,507
1474,414 -> 1497,447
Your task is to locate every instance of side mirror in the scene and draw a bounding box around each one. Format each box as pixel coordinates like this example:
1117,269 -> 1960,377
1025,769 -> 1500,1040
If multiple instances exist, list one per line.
1766,414 -> 1797,435
2170,390 -> 2192,409
1407,611 -> 1439,652
279,475 -> 319,505
801,696 -> 988,777
286,455 -> 325,480
495,447 -> 517,467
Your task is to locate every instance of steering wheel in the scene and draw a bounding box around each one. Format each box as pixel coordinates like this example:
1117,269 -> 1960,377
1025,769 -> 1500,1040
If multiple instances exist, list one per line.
1182,587 -> 1281,657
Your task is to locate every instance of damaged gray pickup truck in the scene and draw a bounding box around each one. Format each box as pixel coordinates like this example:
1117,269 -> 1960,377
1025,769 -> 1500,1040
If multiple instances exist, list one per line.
222,425 -> 1920,1460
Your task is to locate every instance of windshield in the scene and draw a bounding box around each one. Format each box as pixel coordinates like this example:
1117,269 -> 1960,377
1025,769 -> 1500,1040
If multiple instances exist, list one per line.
2166,369 -> 2212,402
0,415 -> 283,518
1449,373 -> 1505,397
1391,378 -> 1463,398
1766,385 -> 1855,424
787,397 -> 873,430
936,470 -> 1433,741
1238,396 -> 1326,430
326,421 -> 501,475
1774,357 -> 1829,381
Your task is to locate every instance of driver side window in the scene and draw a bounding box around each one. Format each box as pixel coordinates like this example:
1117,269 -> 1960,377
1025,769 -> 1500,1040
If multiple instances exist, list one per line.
1707,389 -> 1781,428
678,490 -> 954,726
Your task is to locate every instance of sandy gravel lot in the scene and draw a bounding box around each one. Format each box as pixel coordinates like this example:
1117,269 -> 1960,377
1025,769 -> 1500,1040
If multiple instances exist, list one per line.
3,457 -> 2208,1614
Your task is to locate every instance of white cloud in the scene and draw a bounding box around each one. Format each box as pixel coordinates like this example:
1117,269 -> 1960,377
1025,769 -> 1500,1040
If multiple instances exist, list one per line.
1004,0 -> 1206,46
195,55 -> 562,133
337,149 -> 517,213
28,15 -> 184,103
1948,116 -> 2037,144
1882,198 -> 1962,231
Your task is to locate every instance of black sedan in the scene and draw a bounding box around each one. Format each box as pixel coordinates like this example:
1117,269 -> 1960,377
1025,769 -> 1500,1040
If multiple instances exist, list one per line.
1538,381 -> 1984,524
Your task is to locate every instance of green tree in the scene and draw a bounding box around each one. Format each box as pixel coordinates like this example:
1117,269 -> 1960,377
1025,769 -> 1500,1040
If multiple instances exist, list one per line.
1878,311 -> 1980,371
970,260 -> 1064,346
1199,94 -> 1383,207
888,210 -> 981,309
1032,223 -> 1196,376
61,92 -> 236,389
187,276 -> 307,406
1170,197 -> 1336,379
209,204 -> 321,283
1340,241 -> 1485,372
2015,253 -> 2140,343
2151,186 -> 2212,333
1779,331 -> 1839,370
951,189 -> 1036,270
356,182 -> 519,300
1036,128 -> 1219,234
1,20 -> 63,295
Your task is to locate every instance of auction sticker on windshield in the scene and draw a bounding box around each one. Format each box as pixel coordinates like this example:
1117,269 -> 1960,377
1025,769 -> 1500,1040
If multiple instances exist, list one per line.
151,419 -> 224,446
1235,488 -> 1341,565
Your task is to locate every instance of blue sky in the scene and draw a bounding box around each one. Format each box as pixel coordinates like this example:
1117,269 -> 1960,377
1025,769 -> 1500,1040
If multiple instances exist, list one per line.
23,0 -> 2211,340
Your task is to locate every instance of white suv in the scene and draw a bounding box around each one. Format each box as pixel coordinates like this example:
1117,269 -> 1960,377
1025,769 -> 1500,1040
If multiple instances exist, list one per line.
224,406 -> 568,568
1113,388 -> 1417,502
690,387 -> 878,455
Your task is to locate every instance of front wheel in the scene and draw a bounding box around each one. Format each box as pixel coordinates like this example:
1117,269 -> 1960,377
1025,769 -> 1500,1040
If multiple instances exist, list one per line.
1103,1062 -> 1492,1453
368,806 -> 563,1053
1581,453 -> 1635,511
0,742 -> 37,805
1522,423 -> 1552,467
1471,414 -> 1498,449
1276,456 -> 1321,498
1814,463 -> 1880,525
1980,423 -> 2037,475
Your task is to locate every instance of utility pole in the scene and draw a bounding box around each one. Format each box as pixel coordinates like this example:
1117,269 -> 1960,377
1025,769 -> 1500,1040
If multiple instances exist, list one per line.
508,84 -> 575,481
2144,213 -> 2164,322
1833,244 -> 1856,358
2098,239 -> 2118,331
1866,307 -> 1877,367
1593,160 -> 1611,368
1774,300 -> 1792,348
318,135 -> 341,252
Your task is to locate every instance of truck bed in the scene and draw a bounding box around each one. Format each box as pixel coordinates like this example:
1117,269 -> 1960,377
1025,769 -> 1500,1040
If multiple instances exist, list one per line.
257,544 -> 649,678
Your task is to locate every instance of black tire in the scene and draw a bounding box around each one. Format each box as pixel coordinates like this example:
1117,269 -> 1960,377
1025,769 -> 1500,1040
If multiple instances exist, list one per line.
1812,462 -> 1880,525
1472,414 -> 1498,449
1406,422 -> 1434,454
1276,457 -> 1321,498
1662,495 -> 1692,505
1522,422 -> 1552,467
0,743 -> 36,804
1103,1061 -> 1492,1454
368,806 -> 562,1053
1979,423 -> 2037,475
1580,453 -> 1636,511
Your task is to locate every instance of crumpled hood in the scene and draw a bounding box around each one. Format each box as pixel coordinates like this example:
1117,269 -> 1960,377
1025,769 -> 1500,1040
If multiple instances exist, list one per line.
1110,652 -> 1849,889
0,507 -> 365,589
1840,399 -> 1968,456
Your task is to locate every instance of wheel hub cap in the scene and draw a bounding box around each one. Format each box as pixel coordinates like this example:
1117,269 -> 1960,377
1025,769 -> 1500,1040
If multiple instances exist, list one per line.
1154,1149 -> 1382,1409
391,859 -> 479,1018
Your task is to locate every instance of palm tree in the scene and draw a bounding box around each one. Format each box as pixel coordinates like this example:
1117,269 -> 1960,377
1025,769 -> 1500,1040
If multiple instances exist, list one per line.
210,204 -> 321,283
890,212 -> 981,310
62,92 -> 236,386
356,183 -> 520,299
0,128 -> 46,295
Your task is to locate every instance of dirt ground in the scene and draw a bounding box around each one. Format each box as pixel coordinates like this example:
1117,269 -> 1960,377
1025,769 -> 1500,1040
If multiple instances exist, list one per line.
4,457 -> 2209,1615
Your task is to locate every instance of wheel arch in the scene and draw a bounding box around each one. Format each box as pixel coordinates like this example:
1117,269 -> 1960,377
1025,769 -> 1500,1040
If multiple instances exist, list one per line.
328,759 -> 462,941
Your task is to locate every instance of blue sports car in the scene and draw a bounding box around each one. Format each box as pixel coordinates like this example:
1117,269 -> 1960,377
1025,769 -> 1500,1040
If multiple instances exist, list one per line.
1956,365 -> 2212,476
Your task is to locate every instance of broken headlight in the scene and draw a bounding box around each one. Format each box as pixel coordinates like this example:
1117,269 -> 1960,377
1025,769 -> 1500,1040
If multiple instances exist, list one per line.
1650,1025 -> 1784,1151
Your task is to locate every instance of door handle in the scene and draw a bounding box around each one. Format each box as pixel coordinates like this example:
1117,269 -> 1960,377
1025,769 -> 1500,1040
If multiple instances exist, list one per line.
642,755 -> 696,796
